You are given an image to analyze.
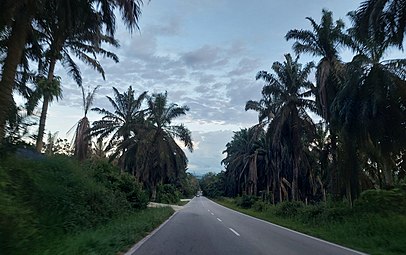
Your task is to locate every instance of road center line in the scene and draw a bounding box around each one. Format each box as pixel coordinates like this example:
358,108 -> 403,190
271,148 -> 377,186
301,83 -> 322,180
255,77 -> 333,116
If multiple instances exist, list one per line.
208,209 -> 211,212
217,218 -> 222,222
229,228 -> 240,236
211,212 -> 214,215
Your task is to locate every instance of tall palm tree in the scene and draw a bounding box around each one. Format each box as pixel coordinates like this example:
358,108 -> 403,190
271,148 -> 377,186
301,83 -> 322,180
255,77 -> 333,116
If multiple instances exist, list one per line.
332,21 -> 406,196
247,54 -> 317,202
0,0 -> 145,142
285,10 -> 353,197
73,85 -> 100,161
134,92 -> 193,200
27,75 -> 62,151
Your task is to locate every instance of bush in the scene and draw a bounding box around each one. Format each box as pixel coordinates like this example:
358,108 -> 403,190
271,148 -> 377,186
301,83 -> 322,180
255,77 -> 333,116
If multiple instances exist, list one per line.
275,201 -> 304,218
235,195 -> 257,208
355,188 -> 406,214
252,200 -> 269,212
85,159 -> 148,209
156,184 -> 180,204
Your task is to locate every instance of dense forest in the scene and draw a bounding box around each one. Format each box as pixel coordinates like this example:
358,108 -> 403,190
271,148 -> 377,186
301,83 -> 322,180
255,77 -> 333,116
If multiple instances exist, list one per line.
209,2 -> 406,206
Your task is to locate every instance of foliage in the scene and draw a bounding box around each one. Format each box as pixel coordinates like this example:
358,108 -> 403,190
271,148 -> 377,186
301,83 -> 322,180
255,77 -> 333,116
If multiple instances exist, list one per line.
218,194 -> 406,255
235,195 -> 257,209
155,184 -> 181,204
0,155 -> 147,254
33,207 -> 174,255
199,172 -> 226,198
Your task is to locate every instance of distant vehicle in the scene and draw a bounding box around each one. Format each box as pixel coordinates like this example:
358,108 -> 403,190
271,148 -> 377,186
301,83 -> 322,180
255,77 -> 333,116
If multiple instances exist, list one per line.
196,190 -> 203,197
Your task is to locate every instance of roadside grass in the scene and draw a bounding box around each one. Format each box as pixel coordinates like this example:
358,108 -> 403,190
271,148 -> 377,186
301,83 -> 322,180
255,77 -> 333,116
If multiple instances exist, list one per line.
177,200 -> 190,206
215,197 -> 406,255
33,207 -> 174,255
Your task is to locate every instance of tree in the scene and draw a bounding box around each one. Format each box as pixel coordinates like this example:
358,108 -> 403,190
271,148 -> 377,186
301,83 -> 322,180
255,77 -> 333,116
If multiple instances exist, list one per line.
133,92 -> 193,200
247,54 -> 316,202
73,86 -> 100,161
91,86 -> 148,152
27,75 -> 63,152
354,0 -> 406,47
332,19 -> 406,198
286,9 -> 353,197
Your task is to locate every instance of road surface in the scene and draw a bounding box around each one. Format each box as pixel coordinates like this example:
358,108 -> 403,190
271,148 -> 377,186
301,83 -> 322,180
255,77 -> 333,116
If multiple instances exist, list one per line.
131,196 -> 365,255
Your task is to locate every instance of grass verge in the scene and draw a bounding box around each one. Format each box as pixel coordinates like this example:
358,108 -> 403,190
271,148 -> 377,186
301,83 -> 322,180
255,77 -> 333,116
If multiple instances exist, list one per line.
214,197 -> 406,255
33,207 -> 174,255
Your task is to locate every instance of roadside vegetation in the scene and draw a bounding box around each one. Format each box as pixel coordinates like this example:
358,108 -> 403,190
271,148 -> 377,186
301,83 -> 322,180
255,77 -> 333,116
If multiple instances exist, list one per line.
214,190 -> 406,255
0,155 -> 175,254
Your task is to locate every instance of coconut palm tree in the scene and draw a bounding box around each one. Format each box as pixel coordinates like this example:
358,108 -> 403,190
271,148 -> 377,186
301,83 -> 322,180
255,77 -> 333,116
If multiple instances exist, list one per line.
247,54 -> 317,202
73,86 -> 100,161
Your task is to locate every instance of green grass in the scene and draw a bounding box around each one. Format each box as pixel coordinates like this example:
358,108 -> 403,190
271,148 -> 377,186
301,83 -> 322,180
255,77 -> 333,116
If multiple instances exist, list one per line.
215,198 -> 406,255
33,207 -> 174,255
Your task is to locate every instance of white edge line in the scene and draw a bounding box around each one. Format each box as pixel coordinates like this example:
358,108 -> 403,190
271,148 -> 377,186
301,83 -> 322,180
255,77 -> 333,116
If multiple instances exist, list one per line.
217,217 -> 222,222
229,227 -> 240,236
124,210 -> 179,255
209,199 -> 367,255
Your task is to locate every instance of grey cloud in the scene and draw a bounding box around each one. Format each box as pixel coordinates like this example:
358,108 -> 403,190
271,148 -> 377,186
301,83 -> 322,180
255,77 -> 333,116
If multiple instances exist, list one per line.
181,45 -> 229,69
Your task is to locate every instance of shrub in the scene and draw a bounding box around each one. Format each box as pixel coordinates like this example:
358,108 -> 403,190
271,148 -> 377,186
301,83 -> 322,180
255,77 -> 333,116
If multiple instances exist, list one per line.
235,195 -> 257,209
156,184 -> 180,204
252,200 -> 269,212
355,188 -> 406,214
275,201 -> 304,218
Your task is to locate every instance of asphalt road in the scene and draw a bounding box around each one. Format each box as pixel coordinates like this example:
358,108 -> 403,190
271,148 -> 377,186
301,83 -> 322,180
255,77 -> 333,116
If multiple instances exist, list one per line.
131,196 -> 366,255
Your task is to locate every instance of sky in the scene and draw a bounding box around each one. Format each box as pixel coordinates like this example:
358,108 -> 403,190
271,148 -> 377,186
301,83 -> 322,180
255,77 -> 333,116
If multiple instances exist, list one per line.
40,0 -> 363,175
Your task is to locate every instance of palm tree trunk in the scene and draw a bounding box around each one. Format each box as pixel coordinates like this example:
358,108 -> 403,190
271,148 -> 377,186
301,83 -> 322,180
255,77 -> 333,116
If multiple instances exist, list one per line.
36,96 -> 50,152
35,57 -> 57,152
0,13 -> 31,141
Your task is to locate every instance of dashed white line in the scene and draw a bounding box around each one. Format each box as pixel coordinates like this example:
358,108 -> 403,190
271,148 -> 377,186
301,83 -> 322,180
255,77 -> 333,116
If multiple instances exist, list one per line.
229,228 -> 240,236
211,212 -> 214,215
208,209 -> 211,212
217,218 -> 222,222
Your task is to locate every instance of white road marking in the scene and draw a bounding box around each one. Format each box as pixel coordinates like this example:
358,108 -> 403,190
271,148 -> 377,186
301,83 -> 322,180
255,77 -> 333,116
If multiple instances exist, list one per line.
217,218 -> 222,222
229,228 -> 240,236
211,212 -> 214,215
208,209 -> 211,212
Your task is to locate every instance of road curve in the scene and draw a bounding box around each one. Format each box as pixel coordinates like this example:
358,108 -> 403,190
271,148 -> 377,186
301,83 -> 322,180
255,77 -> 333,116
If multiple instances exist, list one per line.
131,196 -> 366,255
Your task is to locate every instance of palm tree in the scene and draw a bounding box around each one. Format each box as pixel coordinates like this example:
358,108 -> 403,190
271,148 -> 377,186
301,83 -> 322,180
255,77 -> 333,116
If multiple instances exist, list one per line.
247,54 -> 317,202
353,0 -> 406,47
332,21 -> 406,196
73,86 -> 100,161
91,86 -> 148,156
133,92 -> 193,200
285,10 -> 353,197
221,127 -> 265,196
0,0 -> 145,142
27,75 -> 62,152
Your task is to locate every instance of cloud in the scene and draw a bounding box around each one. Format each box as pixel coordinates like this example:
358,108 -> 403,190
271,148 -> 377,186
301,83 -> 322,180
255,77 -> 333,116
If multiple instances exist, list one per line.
181,45 -> 229,69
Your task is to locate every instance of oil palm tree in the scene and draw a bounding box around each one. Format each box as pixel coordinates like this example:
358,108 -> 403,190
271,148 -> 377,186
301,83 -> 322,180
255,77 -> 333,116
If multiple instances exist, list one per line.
73,85 -> 100,161
353,0 -> 406,47
133,92 -> 193,200
91,86 -> 148,152
247,54 -> 317,202
332,22 -> 406,196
